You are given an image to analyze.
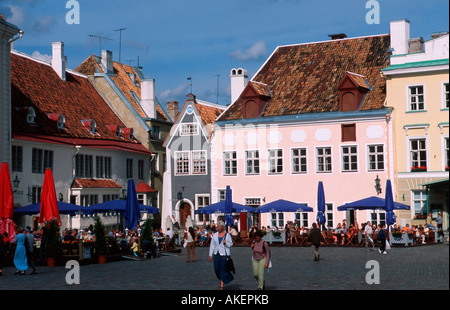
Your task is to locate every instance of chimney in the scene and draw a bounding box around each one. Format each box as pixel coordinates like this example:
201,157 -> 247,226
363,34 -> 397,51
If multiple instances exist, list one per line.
102,49 -> 114,75
52,42 -> 66,81
390,19 -> 410,55
141,79 -> 156,119
409,37 -> 424,53
167,101 -> 179,122
230,68 -> 248,104
431,31 -> 449,39
328,33 -> 347,40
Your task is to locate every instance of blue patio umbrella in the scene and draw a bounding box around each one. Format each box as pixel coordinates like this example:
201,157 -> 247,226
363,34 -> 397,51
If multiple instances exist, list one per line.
124,179 -> 142,230
385,179 -> 396,227
337,196 -> 410,211
252,199 -> 313,213
194,200 -> 250,214
317,181 -> 326,229
224,185 -> 234,227
14,201 -> 93,215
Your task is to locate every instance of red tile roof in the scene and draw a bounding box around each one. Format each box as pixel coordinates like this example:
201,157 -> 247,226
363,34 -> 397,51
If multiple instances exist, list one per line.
10,51 -> 151,154
75,55 -> 171,122
72,179 -> 122,189
218,34 -> 390,121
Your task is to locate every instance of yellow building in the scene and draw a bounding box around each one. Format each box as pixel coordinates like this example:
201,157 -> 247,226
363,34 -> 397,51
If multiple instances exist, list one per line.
383,20 -> 449,230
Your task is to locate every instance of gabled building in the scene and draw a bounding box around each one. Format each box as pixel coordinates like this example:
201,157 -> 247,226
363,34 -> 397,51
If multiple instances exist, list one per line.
8,42 -> 152,230
212,33 -> 394,230
0,14 -> 21,163
382,20 -> 449,228
75,51 -> 173,212
161,94 -> 226,230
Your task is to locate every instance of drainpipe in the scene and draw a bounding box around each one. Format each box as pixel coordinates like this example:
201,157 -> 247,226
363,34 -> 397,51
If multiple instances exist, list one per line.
8,29 -> 24,45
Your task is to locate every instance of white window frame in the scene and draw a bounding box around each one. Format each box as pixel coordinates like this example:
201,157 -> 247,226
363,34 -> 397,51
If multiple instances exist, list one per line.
192,150 -> 207,175
442,135 -> 449,171
180,123 -> 199,136
315,146 -> 332,173
367,144 -> 385,172
291,147 -> 308,174
411,190 -> 427,216
442,81 -> 449,110
268,148 -> 283,175
245,150 -> 260,175
407,136 -> 428,171
223,151 -> 237,176
195,194 -> 211,222
294,202 -> 310,228
341,145 -> 358,173
175,151 -> 190,175
407,84 -> 425,112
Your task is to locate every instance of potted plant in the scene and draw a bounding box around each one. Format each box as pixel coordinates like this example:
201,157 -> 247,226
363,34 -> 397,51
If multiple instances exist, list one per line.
43,219 -> 62,267
93,216 -> 108,264
392,231 -> 403,239
141,218 -> 156,258
411,166 -> 427,172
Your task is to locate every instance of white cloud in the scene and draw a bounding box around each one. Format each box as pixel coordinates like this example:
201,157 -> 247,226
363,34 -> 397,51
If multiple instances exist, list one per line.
229,41 -> 267,62
31,51 -> 52,63
5,5 -> 25,25
158,83 -> 189,101
32,14 -> 56,33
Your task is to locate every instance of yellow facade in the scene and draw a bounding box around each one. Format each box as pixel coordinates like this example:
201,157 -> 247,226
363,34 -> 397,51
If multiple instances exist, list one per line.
383,29 -> 449,229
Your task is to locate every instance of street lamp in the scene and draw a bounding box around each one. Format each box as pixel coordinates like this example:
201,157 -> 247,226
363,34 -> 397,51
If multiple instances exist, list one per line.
12,175 -> 20,192
375,175 -> 382,195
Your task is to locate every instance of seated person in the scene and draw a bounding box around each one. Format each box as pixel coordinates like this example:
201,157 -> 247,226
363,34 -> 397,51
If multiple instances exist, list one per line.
198,228 -> 208,246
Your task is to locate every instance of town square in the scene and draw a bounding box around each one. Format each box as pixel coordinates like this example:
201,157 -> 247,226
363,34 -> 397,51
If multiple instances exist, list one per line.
0,0 -> 448,297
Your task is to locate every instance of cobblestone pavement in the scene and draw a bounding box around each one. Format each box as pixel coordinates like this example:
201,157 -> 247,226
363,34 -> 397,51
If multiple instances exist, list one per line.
0,243 -> 448,290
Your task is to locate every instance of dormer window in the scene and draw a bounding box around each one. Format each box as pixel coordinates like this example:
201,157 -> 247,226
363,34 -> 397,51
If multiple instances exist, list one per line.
107,125 -> 122,137
81,119 -> 97,134
337,72 -> 370,112
122,128 -> 134,141
240,81 -> 271,119
47,113 -> 65,130
26,107 -> 36,125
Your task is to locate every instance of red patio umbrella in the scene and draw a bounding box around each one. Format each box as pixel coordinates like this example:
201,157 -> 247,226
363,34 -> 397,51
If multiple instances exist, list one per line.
39,169 -> 61,226
0,162 -> 17,242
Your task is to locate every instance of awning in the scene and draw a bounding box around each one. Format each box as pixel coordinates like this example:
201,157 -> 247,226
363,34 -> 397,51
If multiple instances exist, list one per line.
419,178 -> 449,187
136,182 -> 156,193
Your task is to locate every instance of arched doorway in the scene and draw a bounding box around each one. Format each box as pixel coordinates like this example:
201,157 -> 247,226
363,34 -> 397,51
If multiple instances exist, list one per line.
179,201 -> 192,228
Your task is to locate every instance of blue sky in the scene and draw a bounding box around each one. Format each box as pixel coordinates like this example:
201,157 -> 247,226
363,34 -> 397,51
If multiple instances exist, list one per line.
1,0 -> 449,109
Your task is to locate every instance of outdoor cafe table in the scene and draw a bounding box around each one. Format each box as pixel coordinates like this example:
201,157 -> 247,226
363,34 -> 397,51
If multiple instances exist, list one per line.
262,230 -> 286,244
389,232 -> 414,246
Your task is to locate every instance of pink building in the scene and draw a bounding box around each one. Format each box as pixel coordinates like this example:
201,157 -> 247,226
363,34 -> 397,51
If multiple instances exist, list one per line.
211,34 -> 394,231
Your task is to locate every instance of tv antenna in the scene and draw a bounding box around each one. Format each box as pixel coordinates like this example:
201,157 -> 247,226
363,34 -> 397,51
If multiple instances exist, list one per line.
187,75 -> 193,93
216,74 -> 220,104
114,28 -> 127,63
89,34 -> 113,56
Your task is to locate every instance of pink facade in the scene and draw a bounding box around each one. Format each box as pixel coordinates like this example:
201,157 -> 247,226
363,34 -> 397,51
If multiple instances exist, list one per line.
211,114 -> 393,230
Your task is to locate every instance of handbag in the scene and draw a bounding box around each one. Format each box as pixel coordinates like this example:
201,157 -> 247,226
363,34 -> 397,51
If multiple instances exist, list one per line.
225,233 -> 235,274
226,256 -> 235,274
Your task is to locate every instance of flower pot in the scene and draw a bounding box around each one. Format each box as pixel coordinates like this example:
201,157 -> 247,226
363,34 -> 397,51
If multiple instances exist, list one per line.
47,257 -> 57,267
98,255 -> 107,264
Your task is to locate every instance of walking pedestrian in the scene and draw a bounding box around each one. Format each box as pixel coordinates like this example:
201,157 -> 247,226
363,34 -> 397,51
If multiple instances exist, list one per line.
251,230 -> 270,290
185,226 -> 197,262
308,223 -> 322,261
24,227 -> 37,274
209,221 -> 234,290
377,224 -> 387,254
364,221 -> 375,251
13,227 -> 28,275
